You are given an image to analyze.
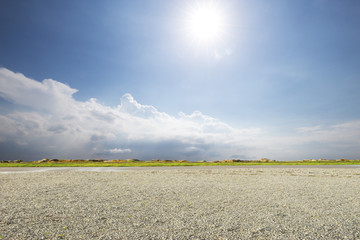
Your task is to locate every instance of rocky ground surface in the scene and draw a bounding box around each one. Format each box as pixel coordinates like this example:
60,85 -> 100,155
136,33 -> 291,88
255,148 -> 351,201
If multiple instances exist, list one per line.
1,167 -> 360,239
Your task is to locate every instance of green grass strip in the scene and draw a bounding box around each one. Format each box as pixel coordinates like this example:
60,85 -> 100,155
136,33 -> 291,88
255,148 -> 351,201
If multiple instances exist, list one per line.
1,160 -> 360,167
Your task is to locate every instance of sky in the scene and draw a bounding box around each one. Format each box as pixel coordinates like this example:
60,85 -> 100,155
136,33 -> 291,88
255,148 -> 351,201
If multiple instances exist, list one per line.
0,0 -> 360,161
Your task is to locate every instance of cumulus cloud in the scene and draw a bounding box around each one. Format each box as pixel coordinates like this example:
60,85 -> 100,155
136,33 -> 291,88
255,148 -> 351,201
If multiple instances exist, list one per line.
0,68 -> 262,161
0,68 -> 77,113
1,67 -> 360,161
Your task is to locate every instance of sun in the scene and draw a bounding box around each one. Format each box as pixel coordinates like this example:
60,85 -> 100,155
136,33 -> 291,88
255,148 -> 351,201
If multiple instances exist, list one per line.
184,1 -> 227,47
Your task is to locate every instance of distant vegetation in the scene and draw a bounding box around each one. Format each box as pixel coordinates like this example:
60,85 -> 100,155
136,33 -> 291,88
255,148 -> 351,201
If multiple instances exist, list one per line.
1,158 -> 360,167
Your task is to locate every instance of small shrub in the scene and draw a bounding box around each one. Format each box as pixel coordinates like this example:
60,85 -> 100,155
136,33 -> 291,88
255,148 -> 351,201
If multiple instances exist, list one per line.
126,159 -> 140,162
160,160 -> 172,162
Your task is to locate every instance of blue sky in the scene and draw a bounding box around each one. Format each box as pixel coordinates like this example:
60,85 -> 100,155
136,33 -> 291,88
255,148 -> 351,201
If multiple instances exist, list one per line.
1,0 -> 360,161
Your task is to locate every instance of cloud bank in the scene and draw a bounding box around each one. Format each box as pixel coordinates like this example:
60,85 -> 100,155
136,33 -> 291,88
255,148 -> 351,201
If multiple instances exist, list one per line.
1,68 -> 360,161
0,68 -> 262,161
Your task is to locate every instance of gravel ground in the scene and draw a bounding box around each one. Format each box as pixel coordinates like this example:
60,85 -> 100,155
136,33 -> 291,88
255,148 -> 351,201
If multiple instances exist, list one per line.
1,167 -> 360,239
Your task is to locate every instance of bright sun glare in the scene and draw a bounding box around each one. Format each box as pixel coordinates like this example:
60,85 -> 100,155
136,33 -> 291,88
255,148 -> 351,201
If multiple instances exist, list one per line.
185,1 -> 227,47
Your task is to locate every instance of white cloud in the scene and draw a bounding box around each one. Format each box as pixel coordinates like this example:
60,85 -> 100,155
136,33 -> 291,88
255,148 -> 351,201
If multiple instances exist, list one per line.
297,125 -> 322,133
0,68 -> 262,161
107,148 -> 132,154
1,67 -> 360,161
0,68 -> 77,113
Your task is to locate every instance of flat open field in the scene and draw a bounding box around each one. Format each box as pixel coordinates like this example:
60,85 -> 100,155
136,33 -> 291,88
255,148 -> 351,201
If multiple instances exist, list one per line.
1,166 -> 360,239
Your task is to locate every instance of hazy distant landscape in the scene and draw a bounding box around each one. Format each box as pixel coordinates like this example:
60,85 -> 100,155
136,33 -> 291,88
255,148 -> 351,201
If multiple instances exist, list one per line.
1,157 -> 360,168
1,1 -> 360,164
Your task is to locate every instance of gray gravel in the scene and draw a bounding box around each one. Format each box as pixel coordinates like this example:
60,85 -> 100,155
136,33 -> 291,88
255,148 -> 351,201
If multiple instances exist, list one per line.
1,167 -> 360,239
